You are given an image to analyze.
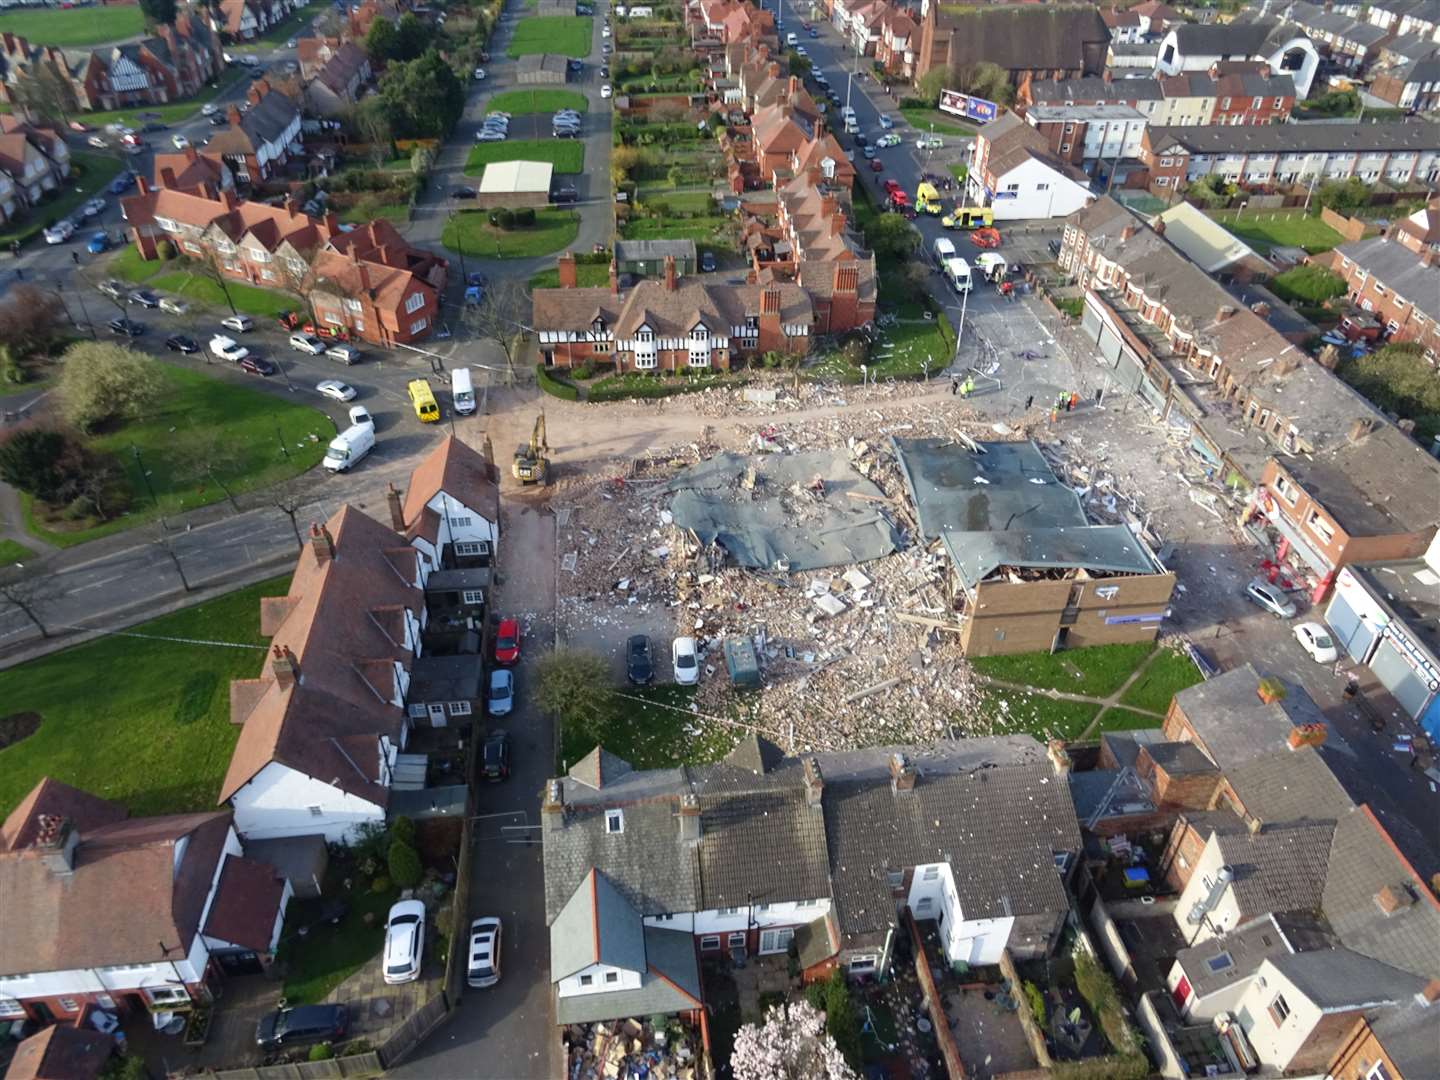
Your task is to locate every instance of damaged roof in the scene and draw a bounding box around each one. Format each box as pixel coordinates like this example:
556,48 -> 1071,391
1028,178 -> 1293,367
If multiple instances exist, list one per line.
940,524 -> 1161,589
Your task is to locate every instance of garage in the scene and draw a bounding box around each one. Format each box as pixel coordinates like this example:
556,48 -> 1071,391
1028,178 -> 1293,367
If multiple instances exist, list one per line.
475,159 -> 555,209
516,53 -> 569,85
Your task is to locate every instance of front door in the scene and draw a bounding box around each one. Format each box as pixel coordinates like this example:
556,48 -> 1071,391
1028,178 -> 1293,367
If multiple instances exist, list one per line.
759,928 -> 794,955
427,703 -> 447,727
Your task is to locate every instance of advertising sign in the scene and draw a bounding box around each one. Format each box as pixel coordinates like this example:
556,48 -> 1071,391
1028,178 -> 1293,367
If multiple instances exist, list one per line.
938,89 -> 999,123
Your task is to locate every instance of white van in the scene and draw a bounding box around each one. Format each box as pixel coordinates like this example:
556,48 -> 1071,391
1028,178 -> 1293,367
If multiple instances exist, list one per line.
451,367 -> 476,415
932,237 -> 957,268
786,31 -> 798,45
323,422 -> 376,472
944,256 -> 973,294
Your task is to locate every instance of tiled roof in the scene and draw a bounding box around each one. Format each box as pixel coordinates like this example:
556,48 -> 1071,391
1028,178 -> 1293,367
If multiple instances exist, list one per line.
0,776 -> 127,853
554,926 -> 702,1024
202,853 -> 287,952
531,275 -> 812,339
695,787 -> 830,908
1269,947 -> 1426,1008
1171,663 -> 1314,771
1171,16 -> 1304,57
314,41 -> 367,95
5,1024 -> 114,1080
550,868 -> 647,980
935,4 -> 1110,73
981,112 -> 1088,183
400,435 -> 500,533
1156,122 -> 1440,156
1336,234 -> 1440,324
1224,745 -> 1354,826
1215,821 -> 1334,916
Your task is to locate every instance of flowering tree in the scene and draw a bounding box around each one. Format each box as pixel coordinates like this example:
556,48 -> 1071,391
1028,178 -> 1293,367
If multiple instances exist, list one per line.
730,1000 -> 857,1080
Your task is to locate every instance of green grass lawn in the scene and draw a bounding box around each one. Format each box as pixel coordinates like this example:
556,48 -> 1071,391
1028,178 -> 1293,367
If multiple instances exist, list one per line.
529,262 -> 610,289
442,208 -> 579,259
898,107 -> 976,139
0,539 -> 35,565
505,15 -> 593,58
236,0 -> 332,47
0,4 -> 142,46
1213,209 -> 1345,255
0,151 -> 124,248
81,68 -> 247,130
279,872 -> 399,1005
868,317 -> 954,379
145,269 -> 297,319
23,361 -> 330,547
337,198 -> 410,225
621,214 -> 735,252
106,245 -> 160,284
636,188 -> 715,214
1268,263 -> 1347,305
464,139 -> 584,175
1093,706 -> 1165,734
948,163 -> 968,184
1118,647 -> 1203,714
485,88 -> 589,114
558,684 -> 742,772
975,688 -> 1101,742
971,642 -> 1158,699
0,575 -> 288,820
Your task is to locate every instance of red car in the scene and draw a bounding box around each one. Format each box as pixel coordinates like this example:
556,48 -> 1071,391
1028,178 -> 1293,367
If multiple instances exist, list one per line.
495,618 -> 520,665
882,178 -> 902,196
869,159 -> 884,172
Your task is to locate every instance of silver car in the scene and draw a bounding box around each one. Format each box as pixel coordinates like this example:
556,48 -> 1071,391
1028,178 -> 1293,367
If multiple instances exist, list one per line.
488,668 -> 514,716
1245,578 -> 1297,619
467,917 -> 502,989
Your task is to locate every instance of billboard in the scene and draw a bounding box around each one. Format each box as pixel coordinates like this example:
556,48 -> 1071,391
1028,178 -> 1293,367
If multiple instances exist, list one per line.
938,90 -> 999,124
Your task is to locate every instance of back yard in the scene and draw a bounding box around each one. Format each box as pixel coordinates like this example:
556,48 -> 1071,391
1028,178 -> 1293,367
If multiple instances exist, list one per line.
0,575 -> 287,820
0,4 -> 142,46
506,15 -> 593,57
1212,208 -> 1345,255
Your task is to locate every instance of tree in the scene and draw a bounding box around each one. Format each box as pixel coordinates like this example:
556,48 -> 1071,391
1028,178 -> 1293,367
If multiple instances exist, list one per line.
862,212 -> 918,263
388,838 -> 423,888
463,278 -> 530,382
0,285 -> 66,360
788,53 -> 812,77
138,0 -> 176,24
267,474 -> 315,549
610,145 -> 646,189
955,60 -> 1010,105
393,13 -> 434,62
178,428 -> 244,511
352,98 -> 395,168
10,65 -> 74,128
0,428 -> 69,502
916,67 -> 949,106
377,50 -> 465,138
56,342 -> 165,433
1316,176 -> 1370,215
731,1000 -> 856,1080
365,17 -> 400,63
1339,342 -> 1440,445
0,565 -> 55,639
533,648 -> 615,748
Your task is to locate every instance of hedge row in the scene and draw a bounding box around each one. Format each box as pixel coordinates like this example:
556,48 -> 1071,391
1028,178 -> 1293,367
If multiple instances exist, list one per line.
535,363 -> 579,401
587,376 -> 739,403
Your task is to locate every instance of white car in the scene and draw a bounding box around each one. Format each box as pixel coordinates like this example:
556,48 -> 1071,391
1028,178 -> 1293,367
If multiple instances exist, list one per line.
467,917 -> 502,989
159,297 -> 189,315
487,111 -> 512,120
1245,578 -> 1297,619
43,221 -> 75,244
79,197 -> 106,219
600,83 -> 612,98
1293,622 -> 1339,664
602,25 -> 610,36
878,113 -> 894,129
201,102 -> 219,116
221,314 -> 254,333
289,333 -> 326,355
475,129 -> 506,142
316,379 -> 356,402
209,335 -> 250,362
171,134 -> 190,150
87,135 -> 108,149
473,67 -> 487,80
348,404 -> 374,427
383,899 -> 426,985
877,132 -> 902,148
672,636 -> 699,685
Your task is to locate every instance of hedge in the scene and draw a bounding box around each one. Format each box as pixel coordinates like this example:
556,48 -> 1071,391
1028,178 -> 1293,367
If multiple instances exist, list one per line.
586,375 -> 739,403
536,363 -> 579,401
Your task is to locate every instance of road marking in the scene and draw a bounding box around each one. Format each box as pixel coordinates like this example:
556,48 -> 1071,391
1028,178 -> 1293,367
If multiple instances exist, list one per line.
62,572 -> 126,596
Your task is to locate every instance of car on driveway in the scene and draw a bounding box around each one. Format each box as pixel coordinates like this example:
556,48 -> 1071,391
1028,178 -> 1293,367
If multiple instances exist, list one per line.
495,617 -> 520,665
86,231 -> 109,254
568,58 -> 584,72
1245,577 -> 1297,619
467,917 -> 503,989
480,730 -> 510,782
700,250 -> 716,272
450,186 -> 476,199
239,355 -> 277,376
129,289 -> 160,309
165,334 -> 199,354
626,634 -> 654,685
256,1004 -> 348,1051
552,186 -> 578,204
316,379 -> 356,402
383,900 -> 426,985
43,221 -> 75,244
488,668 -> 514,717
672,636 -> 699,685
222,314 -> 254,333
289,332 -> 326,354
108,316 -> 146,336
210,335 -> 249,362
1293,622 -> 1339,663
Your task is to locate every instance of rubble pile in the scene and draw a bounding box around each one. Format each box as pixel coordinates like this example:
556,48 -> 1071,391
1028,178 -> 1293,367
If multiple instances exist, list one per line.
564,1018 -> 699,1080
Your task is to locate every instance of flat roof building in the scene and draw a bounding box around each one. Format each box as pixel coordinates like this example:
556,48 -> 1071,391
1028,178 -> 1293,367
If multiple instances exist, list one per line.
475,159 -> 555,208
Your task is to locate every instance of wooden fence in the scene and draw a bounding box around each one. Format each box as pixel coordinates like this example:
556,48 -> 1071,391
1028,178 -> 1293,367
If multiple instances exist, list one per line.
202,1051 -> 383,1080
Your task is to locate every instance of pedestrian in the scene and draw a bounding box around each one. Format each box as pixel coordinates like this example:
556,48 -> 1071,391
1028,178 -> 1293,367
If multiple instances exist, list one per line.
1069,391 -> 1079,411
1025,394 -> 1034,411
950,375 -> 959,396
961,376 -> 974,398
1057,393 -> 1067,413
1094,386 -> 1104,406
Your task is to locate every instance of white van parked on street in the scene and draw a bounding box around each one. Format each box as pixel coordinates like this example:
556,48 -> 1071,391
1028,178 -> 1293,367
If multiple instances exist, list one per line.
451,367 -> 476,415
944,256 -> 973,294
323,422 -> 375,472
932,237 -> 956,268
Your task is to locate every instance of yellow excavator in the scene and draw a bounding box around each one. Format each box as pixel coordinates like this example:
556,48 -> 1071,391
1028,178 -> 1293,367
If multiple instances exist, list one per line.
512,413 -> 550,485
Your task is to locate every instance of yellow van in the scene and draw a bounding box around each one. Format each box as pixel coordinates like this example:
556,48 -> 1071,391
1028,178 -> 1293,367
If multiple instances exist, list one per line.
407,379 -> 440,423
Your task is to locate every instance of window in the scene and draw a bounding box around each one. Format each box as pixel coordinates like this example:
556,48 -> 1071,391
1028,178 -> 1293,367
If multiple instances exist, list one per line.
248,248 -> 270,263
1268,993 -> 1291,1025
1064,123 -> 1075,133
915,896 -> 933,914
1061,143 -> 1072,153
405,292 -> 426,315
849,955 -> 878,974
1036,183 -> 1049,191
1005,183 -> 1020,193
887,870 -> 904,888
57,998 -> 79,1012
455,541 -> 487,557
447,700 -> 472,716
308,805 -> 324,817
922,866 -> 940,881
1205,952 -> 1233,973
653,913 -> 675,922
1221,97 -> 1231,109
344,298 -> 363,313
1307,511 -> 1335,544
700,935 -> 722,950
449,516 -> 473,529
1273,97 -> 1284,108
606,810 -> 624,834
462,589 -> 484,605
408,703 -> 427,719
728,931 -> 746,947
0,999 -> 24,1019
718,906 -> 742,916
605,971 -> 620,984
410,318 -> 428,335
155,216 -> 177,232
146,987 -> 190,1005
579,973 -> 594,986
1274,474 -> 1298,505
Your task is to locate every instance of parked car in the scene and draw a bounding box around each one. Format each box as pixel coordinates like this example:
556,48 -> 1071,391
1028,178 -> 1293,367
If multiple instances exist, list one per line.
700,251 -> 716,272
108,316 -> 146,336
255,1005 -> 349,1050
79,197 -> 106,219
316,379 -> 356,402
568,58 -> 584,72
467,917 -> 503,989
171,134 -> 190,150
87,135 -> 108,149
165,334 -> 200,354
159,297 -> 189,315
475,129 -> 506,142
222,314 -> 254,333
495,617 -> 520,665
98,279 -> 127,299
106,174 -> 137,198
1245,578 -> 1297,619
488,668 -> 514,717
208,112 -> 227,127
201,102 -> 219,116
480,730 -> 510,782
878,113 -> 894,129
863,145 -> 877,159
601,83 -> 612,98
210,335 -> 249,361
882,178 -> 902,196
239,355 -> 277,376
672,636 -> 699,685
289,332 -> 326,355
327,343 -> 361,365
626,634 -> 654,685
86,231 -> 109,254
552,186 -> 579,204
348,404 -> 373,428
473,67 -> 487,80
450,186 -> 477,199
43,221 -> 75,244
129,289 -> 160,309
553,125 -> 580,138
383,900 -> 426,985
1293,621 -> 1339,664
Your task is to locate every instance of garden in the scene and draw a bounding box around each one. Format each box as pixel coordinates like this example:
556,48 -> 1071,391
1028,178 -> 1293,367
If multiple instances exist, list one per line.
1339,341 -> 1440,446
1207,206 -> 1345,255
0,150 -> 123,249
0,574 -> 288,821
442,206 -> 579,258
898,105 -> 976,139
505,14 -> 593,58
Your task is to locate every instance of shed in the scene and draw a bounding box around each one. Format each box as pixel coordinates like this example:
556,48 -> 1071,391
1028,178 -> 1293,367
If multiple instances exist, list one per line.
476,159 -> 555,209
516,52 -> 570,84
409,654 -> 484,725
614,238 -> 698,276
723,636 -> 761,688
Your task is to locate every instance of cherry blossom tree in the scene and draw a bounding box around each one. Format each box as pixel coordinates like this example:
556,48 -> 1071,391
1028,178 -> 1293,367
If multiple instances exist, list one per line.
730,1000 -> 857,1080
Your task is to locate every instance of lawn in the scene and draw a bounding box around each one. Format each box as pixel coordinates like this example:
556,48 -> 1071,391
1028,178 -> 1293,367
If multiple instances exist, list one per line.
868,317 -> 954,379
974,688 -> 1101,742
81,68 -> 247,130
558,684 -> 742,772
621,213 -> 735,252
236,0 -> 332,48
279,872 -> 399,1005
0,539 -> 35,564
529,262 -> 610,289
971,642 -> 1158,699
505,15 -> 594,58
1093,706 -> 1165,734
485,88 -> 589,114
948,163 -> 968,184
1212,209 -> 1345,255
1268,263 -> 1347,306
0,151 -> 124,248
464,139 -> 584,175
0,575 -> 288,821
146,268 -> 297,319
337,198 -> 409,225
442,207 -> 579,258
23,361 -> 330,547
106,244 -> 159,284
1118,647 -> 1203,714
0,4 -> 142,46
898,107 -> 976,139
636,188 -> 715,215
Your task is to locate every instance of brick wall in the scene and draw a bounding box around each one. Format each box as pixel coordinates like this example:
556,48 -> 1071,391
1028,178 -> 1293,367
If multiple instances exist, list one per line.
1319,206 -> 1371,243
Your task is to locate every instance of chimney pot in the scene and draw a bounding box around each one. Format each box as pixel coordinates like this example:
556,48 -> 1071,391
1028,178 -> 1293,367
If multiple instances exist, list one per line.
664,254 -> 678,291
542,779 -> 566,831
1216,304 -> 1237,322
1287,722 -> 1327,750
159,166 -> 177,190
386,482 -> 405,532
271,643 -> 299,689
802,756 -> 824,806
609,258 -> 619,295
1348,416 -> 1375,443
309,521 -> 335,563
1120,225 -> 1136,243
1420,978 -> 1440,1005
678,791 -> 702,842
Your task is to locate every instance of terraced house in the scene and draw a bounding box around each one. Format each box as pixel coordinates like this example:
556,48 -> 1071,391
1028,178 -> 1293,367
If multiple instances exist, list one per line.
0,116 -> 68,216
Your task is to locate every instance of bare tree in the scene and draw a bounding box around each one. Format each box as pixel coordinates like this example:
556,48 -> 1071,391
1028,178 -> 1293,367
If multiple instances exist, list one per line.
0,564 -> 55,639
181,252 -> 239,316
152,525 -> 193,592
350,99 -> 394,169
268,473 -> 315,550
11,65 -> 74,128
178,428 -> 244,511
462,278 -> 529,383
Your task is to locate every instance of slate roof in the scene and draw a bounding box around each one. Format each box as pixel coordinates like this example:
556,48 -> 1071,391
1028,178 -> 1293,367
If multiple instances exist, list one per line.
935,4 -> 1110,74
1335,234 -> 1440,324
980,111 -> 1088,183
1170,663 -> 1315,771
1368,994 -> 1440,1076
1173,912 -> 1300,999
553,926 -> 703,1024
1215,821 -> 1335,916
1155,122 -> 1440,156
550,868 -> 648,980
1223,745 -> 1354,826
1269,947 -> 1426,1008
202,853 -> 287,952
696,788 -> 830,908
1279,423 -> 1440,537
1170,16 -> 1303,57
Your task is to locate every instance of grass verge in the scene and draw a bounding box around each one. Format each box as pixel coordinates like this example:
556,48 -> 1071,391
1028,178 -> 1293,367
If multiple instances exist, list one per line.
1118,648 -> 1203,713
898,107 -> 976,138
559,684 -> 741,771
505,15 -> 593,58
976,688 -> 1101,742
464,139 -> 584,175
971,642 -> 1157,699
81,68 -> 248,129
1091,707 -> 1164,735
0,574 -> 289,820
0,4 -> 142,46
485,88 -> 589,114
1212,209 -> 1345,255
0,539 -> 36,564
529,262 -> 610,289
146,269 -> 297,319
442,208 -> 579,259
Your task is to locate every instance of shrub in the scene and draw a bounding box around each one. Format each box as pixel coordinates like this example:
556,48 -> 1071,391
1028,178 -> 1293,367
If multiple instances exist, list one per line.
572,360 -> 596,380
840,336 -> 869,368
388,840 -> 423,888
371,875 -> 392,893
514,207 -> 536,227
1073,950 -> 1137,1055
390,815 -> 416,846
804,971 -> 863,1071
536,363 -> 580,401
1023,981 -> 1047,1026
308,1042 -> 335,1061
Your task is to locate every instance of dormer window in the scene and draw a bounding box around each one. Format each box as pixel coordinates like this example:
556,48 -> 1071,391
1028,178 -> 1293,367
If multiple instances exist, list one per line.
592,317 -> 605,334
606,809 -> 624,834
691,325 -> 708,340
636,328 -> 653,343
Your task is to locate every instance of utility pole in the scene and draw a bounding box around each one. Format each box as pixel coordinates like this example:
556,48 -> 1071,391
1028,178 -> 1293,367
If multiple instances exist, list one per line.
131,445 -> 164,528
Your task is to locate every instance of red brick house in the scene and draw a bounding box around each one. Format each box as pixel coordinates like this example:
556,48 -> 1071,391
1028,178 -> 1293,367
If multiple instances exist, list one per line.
1208,61 -> 1294,125
151,144 -> 234,193
1326,234 -> 1440,362
875,6 -> 917,79
1390,197 -> 1440,257
533,254 -> 811,371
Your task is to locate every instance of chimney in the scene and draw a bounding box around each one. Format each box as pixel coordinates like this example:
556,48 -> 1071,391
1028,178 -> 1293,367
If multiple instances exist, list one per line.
802,756 -> 824,806
271,643 -> 299,690
768,61 -> 780,79
220,189 -> 238,211
542,779 -> 566,833
159,166 -> 177,189
1250,300 -> 1272,319
761,287 -> 781,315
1047,739 -> 1072,776
309,521 -> 335,563
1287,722 -> 1327,750
889,752 -> 917,793
36,816 -> 79,876
135,174 -> 150,196
557,251 -> 577,289
678,792 -> 702,842
226,104 -> 242,126
1418,979 -> 1440,1006
831,212 -> 845,237
1246,815 -> 1262,834
609,258 -> 619,295
184,145 -> 197,163
386,482 -> 405,532
1215,304 -> 1237,322
1120,224 -> 1136,243
324,212 -> 341,234
1375,883 -> 1416,916
788,75 -> 798,97
1422,247 -> 1436,268
664,254 -> 678,291
1348,416 -> 1375,443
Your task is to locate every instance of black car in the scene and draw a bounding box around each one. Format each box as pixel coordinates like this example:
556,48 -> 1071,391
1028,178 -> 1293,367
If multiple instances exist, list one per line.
240,356 -> 277,376
854,132 -> 868,147
552,186 -> 578,204
450,186 -> 477,199
208,113 -> 227,126
600,66 -> 609,78
108,317 -> 146,336
129,289 -> 160,308
568,58 -> 584,71
626,634 -> 654,685
1047,239 -> 1062,258
480,730 -> 510,782
256,1004 -> 349,1050
165,334 -> 199,354
700,250 -> 717,272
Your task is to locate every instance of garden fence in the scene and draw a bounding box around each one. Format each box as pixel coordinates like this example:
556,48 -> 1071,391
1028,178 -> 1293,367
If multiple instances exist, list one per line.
201,1051 -> 383,1080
